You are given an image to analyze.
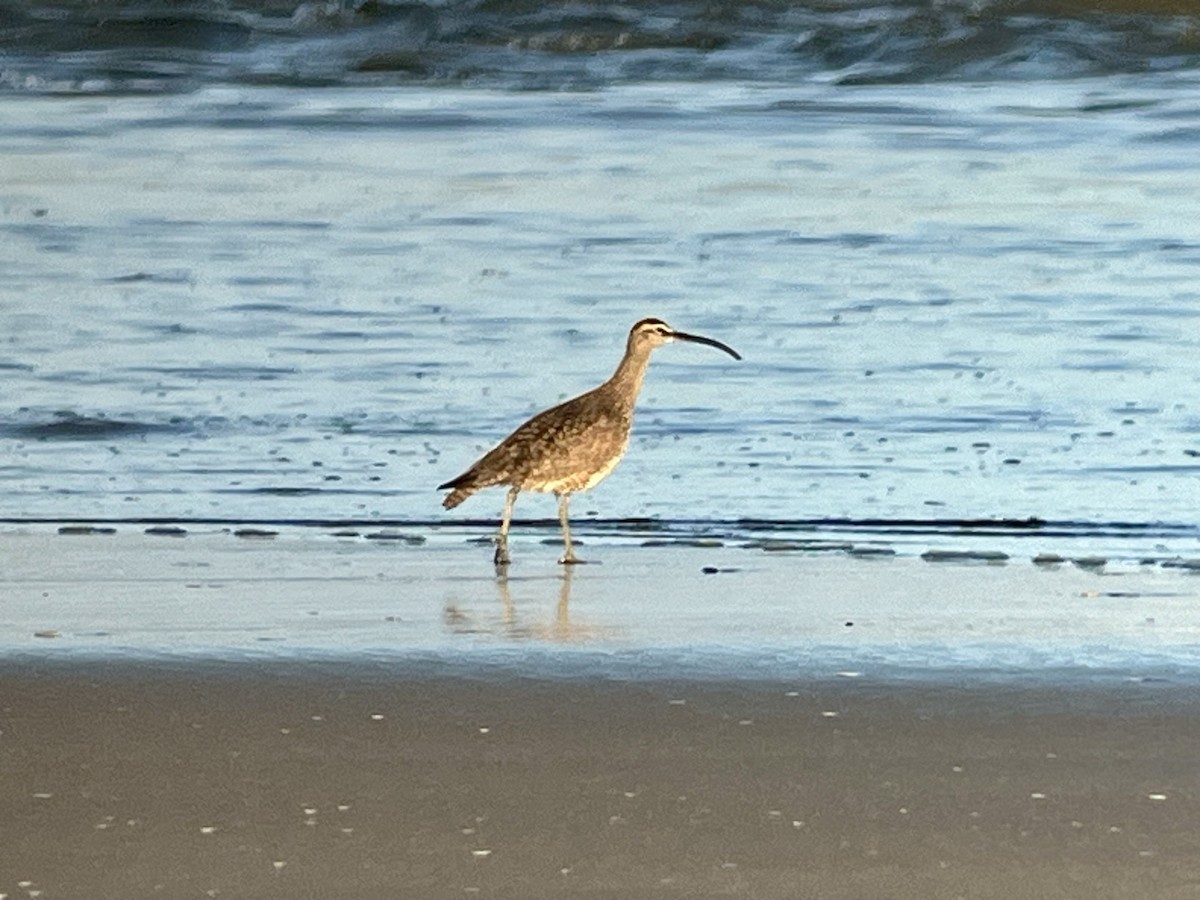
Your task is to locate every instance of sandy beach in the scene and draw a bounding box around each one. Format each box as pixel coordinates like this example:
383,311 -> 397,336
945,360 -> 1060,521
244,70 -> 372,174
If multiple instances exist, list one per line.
3,527 -> 1200,899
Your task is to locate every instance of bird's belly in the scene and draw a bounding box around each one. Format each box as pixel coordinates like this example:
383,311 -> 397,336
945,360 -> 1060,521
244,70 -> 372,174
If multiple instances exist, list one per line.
528,447 -> 626,494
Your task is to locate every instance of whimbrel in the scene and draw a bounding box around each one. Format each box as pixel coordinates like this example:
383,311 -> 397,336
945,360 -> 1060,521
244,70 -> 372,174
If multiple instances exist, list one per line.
438,317 -> 741,566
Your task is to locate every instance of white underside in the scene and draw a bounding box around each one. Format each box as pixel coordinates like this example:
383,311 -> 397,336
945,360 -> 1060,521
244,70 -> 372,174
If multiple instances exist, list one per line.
533,451 -> 624,494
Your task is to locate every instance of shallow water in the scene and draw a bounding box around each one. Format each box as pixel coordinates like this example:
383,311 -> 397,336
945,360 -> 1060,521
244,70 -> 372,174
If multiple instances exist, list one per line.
5,531 -> 1200,680
1,3 -> 1199,550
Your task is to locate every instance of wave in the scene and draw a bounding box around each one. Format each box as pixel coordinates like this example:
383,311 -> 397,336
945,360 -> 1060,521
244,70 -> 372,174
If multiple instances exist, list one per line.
1,0 -> 1198,94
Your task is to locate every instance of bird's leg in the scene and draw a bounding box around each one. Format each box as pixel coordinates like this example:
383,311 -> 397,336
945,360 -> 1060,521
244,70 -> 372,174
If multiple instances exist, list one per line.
556,492 -> 583,565
495,486 -> 519,567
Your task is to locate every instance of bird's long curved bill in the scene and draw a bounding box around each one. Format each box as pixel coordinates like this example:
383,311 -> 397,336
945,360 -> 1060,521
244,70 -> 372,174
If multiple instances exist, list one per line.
673,331 -> 742,361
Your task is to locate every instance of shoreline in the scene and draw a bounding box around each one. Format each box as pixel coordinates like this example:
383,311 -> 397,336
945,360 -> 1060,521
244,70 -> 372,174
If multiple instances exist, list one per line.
3,514 -> 1199,566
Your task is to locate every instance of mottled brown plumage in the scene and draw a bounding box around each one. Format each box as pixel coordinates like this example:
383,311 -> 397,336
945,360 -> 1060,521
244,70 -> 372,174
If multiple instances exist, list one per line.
439,318 -> 740,566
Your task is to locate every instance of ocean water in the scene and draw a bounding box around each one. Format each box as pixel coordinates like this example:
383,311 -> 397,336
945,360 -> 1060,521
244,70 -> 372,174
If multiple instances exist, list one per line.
2,0 -> 1200,561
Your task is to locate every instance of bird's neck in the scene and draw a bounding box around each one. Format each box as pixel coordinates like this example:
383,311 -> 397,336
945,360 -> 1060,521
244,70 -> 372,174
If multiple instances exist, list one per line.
604,342 -> 654,410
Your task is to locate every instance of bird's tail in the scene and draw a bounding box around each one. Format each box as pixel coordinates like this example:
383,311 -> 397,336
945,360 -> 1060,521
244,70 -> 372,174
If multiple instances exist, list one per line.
438,472 -> 478,510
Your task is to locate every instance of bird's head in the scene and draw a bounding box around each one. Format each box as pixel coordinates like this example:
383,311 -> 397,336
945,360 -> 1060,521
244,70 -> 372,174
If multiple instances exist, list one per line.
627,317 -> 741,360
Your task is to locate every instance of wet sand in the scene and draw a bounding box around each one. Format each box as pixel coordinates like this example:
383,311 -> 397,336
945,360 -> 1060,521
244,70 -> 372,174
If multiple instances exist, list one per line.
3,528 -> 1200,898
4,661 -> 1200,899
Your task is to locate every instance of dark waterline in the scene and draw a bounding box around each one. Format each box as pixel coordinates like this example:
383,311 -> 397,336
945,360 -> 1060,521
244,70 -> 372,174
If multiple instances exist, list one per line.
4,514 -> 1199,564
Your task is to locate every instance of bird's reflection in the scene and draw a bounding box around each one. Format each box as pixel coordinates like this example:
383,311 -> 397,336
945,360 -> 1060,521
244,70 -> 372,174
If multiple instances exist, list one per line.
443,564 -> 619,643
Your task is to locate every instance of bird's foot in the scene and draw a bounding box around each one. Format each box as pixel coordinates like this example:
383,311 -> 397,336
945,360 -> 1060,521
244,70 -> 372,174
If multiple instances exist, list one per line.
558,554 -> 587,566
493,544 -> 511,567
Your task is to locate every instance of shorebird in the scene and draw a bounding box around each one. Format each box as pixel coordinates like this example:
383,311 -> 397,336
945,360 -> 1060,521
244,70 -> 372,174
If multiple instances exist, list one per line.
438,317 -> 741,566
